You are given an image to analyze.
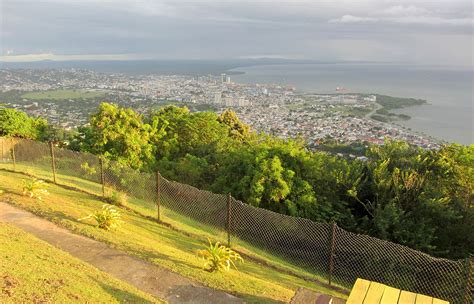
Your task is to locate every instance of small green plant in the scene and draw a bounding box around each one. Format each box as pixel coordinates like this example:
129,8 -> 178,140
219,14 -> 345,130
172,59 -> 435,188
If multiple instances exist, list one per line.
80,162 -> 97,176
22,178 -> 49,200
78,204 -> 123,230
197,239 -> 243,272
106,190 -> 128,207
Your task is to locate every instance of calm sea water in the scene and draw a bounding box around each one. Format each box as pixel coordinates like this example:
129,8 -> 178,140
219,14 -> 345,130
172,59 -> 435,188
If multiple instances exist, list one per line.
229,63 -> 473,145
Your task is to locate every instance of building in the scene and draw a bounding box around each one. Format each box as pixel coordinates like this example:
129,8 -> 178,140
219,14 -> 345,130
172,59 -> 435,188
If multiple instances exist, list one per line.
214,92 -> 222,104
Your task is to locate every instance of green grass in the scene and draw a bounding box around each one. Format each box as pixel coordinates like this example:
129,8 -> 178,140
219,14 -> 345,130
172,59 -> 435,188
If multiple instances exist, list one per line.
0,160 -> 348,293
21,89 -> 105,100
0,222 -> 161,303
0,170 -> 347,303
0,160 -> 346,292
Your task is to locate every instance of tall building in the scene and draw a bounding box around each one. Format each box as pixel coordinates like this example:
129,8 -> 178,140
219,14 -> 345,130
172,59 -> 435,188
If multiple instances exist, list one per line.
226,76 -> 231,84
221,73 -> 226,83
214,92 -> 222,104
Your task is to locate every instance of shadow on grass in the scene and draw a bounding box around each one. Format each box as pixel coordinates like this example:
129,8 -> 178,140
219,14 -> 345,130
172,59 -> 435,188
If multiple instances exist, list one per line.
91,277 -> 158,304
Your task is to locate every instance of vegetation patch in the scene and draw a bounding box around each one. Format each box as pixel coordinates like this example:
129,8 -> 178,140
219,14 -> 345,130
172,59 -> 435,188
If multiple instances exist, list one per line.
21,89 -> 105,100
0,223 -> 161,303
0,170 -> 346,303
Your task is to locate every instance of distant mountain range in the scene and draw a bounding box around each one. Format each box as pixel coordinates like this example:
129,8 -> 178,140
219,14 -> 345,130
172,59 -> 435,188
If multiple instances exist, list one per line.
0,58 -> 381,75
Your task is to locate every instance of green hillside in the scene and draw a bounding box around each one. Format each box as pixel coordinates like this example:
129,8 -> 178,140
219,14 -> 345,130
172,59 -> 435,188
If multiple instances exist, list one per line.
22,89 -> 105,100
0,222 -> 161,303
0,170 -> 346,303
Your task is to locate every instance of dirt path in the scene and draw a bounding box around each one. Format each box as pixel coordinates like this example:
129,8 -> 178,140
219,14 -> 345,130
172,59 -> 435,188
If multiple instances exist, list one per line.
0,202 -> 243,304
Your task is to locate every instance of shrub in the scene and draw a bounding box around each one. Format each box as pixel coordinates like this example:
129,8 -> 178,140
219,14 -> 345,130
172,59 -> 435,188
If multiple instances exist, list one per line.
80,162 -> 97,176
78,204 -> 123,230
197,239 -> 243,272
106,190 -> 128,207
22,178 -> 49,200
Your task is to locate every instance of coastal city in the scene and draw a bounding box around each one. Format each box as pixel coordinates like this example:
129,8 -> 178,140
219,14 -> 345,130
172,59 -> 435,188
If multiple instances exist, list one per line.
0,68 -> 440,149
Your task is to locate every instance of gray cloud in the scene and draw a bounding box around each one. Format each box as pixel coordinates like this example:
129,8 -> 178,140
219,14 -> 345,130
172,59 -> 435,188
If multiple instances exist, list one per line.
1,0 -> 472,66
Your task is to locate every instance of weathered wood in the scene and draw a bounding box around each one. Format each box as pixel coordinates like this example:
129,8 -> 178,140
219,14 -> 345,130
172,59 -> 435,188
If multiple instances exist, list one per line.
49,142 -> 57,183
328,222 -> 337,286
11,138 -> 16,171
156,171 -> 161,222
226,193 -> 232,247
346,278 -> 371,304
99,157 -> 105,197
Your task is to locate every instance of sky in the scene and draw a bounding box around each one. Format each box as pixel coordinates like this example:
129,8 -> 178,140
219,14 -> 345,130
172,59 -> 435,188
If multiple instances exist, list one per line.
0,0 -> 473,66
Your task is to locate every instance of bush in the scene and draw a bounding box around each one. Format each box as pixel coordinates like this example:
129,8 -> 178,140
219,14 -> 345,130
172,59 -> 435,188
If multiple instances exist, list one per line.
78,204 -> 123,230
197,239 -> 243,272
22,178 -> 49,201
106,190 -> 128,207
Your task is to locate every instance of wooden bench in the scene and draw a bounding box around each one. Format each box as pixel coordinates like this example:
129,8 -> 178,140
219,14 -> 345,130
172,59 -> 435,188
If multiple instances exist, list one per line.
346,278 -> 449,304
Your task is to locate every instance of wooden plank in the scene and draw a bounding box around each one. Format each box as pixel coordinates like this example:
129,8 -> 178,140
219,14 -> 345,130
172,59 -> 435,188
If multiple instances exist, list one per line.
399,291 -> 417,304
363,282 -> 386,304
432,298 -> 449,304
416,294 -> 433,304
380,286 -> 400,304
347,279 -> 371,304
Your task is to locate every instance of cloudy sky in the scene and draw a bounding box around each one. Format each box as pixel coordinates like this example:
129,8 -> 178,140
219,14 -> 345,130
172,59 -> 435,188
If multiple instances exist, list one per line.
1,0 -> 472,66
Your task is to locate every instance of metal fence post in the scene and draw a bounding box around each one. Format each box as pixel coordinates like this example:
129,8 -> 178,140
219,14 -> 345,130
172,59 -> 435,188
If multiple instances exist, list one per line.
11,138 -> 16,171
99,157 -> 105,197
49,142 -> 57,183
156,170 -> 161,222
328,222 -> 337,286
465,255 -> 473,304
226,193 -> 232,248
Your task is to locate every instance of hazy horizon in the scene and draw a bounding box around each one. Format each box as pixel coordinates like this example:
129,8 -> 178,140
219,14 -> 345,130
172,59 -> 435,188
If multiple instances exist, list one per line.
1,0 -> 473,67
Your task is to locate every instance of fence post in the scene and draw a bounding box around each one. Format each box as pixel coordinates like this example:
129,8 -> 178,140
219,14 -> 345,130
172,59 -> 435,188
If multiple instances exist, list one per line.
465,255 -> 473,304
99,157 -> 105,197
156,170 -> 161,222
226,193 -> 232,248
328,222 -> 337,286
49,142 -> 57,183
11,138 -> 16,171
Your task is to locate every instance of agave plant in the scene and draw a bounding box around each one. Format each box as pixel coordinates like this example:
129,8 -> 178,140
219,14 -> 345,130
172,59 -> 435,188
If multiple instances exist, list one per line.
197,239 -> 243,272
78,204 -> 123,230
22,178 -> 49,200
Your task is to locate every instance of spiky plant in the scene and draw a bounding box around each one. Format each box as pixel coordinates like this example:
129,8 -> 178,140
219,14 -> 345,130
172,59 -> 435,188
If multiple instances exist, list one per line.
197,239 -> 243,272
22,178 -> 49,201
78,204 -> 123,230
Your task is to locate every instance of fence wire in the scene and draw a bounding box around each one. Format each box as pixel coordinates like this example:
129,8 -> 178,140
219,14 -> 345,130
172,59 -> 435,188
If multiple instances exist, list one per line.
0,137 -> 471,304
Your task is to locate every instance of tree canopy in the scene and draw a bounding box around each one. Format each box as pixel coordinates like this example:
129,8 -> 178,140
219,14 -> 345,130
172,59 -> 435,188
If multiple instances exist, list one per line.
16,102 -> 472,259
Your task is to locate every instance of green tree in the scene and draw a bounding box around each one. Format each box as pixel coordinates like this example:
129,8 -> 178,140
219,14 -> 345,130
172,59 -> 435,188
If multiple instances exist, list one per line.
0,108 -> 48,139
75,103 -> 153,169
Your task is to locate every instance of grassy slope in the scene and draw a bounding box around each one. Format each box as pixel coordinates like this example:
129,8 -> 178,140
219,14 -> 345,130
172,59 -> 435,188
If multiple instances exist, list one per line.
0,170 -> 346,303
0,223 -> 161,303
0,161 -> 347,293
21,89 -> 105,100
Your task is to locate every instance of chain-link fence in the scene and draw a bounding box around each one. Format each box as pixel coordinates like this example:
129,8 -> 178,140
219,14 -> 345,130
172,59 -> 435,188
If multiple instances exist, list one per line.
1,137 -> 472,304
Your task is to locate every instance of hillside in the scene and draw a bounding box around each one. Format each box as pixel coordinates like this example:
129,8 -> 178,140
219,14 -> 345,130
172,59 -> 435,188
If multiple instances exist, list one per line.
0,222 -> 160,303
0,170 -> 346,303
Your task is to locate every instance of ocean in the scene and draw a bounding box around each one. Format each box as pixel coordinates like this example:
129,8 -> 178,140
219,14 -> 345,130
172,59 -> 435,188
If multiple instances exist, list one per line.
229,63 -> 473,145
